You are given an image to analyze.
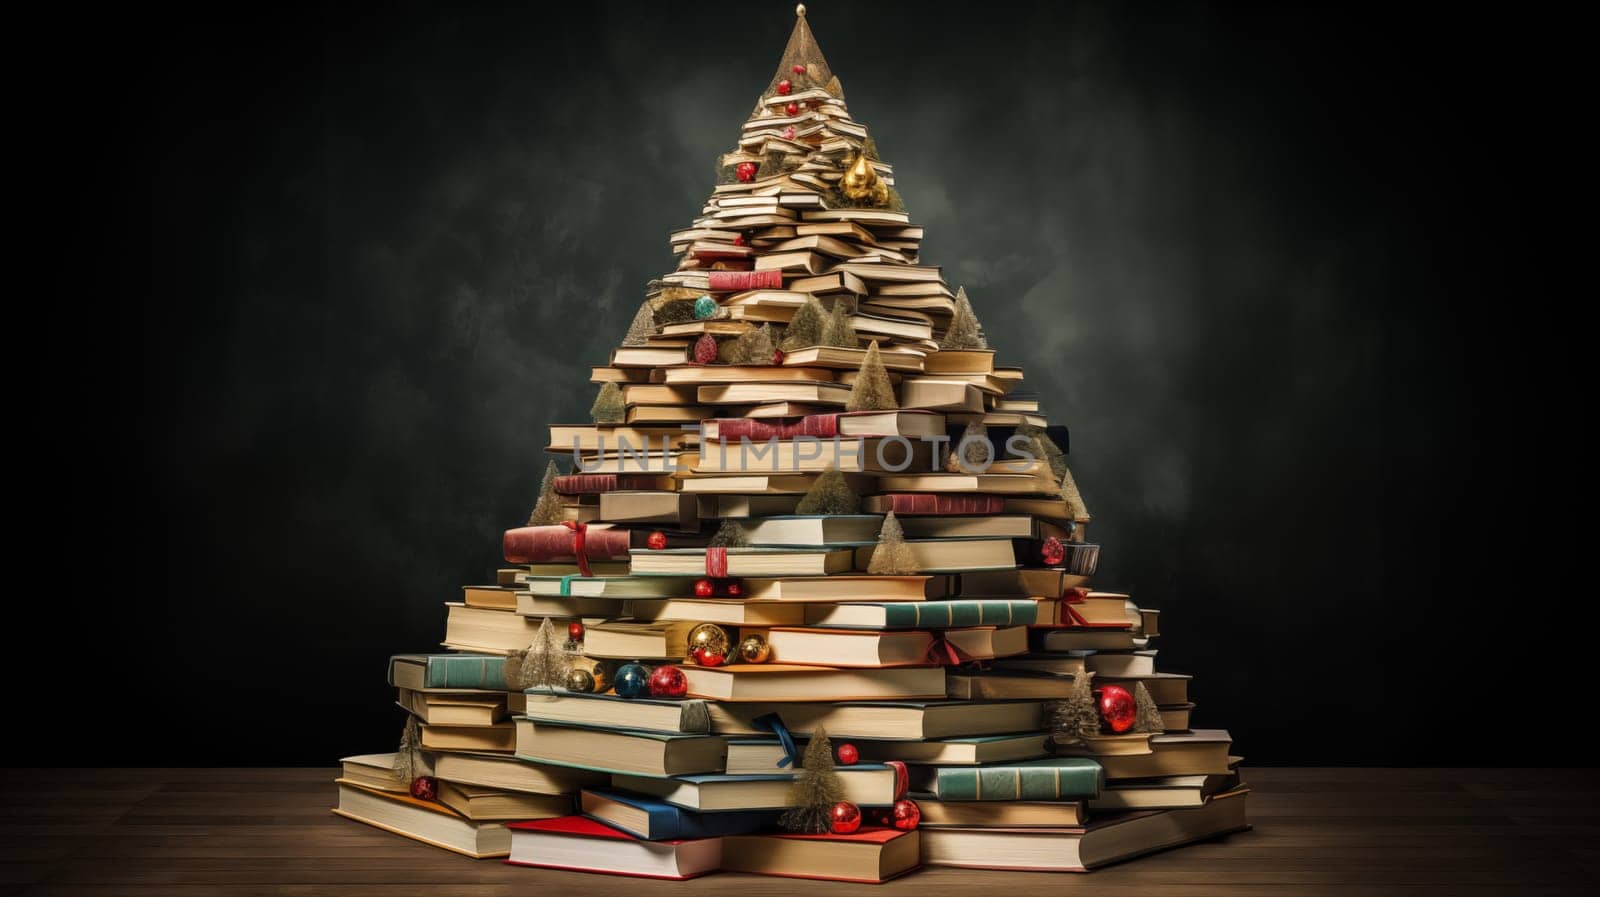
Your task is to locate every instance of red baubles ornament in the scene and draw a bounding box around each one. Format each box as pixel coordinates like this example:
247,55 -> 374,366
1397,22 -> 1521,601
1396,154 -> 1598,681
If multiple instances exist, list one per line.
724,580 -> 743,597
568,621 -> 585,642
830,800 -> 862,834
776,79 -> 792,96
835,742 -> 859,765
409,775 -> 438,801
732,233 -> 746,247
784,101 -> 798,116
1098,683 -> 1137,733
694,578 -> 715,597
646,530 -> 668,550
735,161 -> 758,182
693,333 -> 718,365
647,664 -> 688,698
782,125 -> 796,140
892,798 -> 921,831
1041,535 -> 1065,566
692,648 -> 727,667
792,63 -> 805,75
771,348 -> 785,366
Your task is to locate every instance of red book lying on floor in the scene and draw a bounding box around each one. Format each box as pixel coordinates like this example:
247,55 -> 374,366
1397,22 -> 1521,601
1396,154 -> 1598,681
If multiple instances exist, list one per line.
502,525 -> 632,564
720,828 -> 920,884
505,816 -> 721,880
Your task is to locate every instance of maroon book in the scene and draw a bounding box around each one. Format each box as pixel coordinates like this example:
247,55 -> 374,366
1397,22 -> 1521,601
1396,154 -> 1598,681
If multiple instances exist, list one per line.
870,493 -> 1006,515
502,525 -> 632,564
707,269 -> 782,291
553,474 -> 662,495
708,414 -> 841,441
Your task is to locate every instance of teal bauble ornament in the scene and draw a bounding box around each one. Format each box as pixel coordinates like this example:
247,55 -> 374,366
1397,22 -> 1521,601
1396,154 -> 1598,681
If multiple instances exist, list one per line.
614,663 -> 651,698
693,295 -> 717,320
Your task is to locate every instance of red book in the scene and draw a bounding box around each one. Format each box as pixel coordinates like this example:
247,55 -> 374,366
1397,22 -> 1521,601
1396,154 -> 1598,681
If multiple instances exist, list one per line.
502,525 -> 632,564
553,474 -> 662,495
707,269 -> 783,291
867,493 -> 1007,515
707,414 -> 841,441
505,816 -> 721,880
721,827 -> 920,883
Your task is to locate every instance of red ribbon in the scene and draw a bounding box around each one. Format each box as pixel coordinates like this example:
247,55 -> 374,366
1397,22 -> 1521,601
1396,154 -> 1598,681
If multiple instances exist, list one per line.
562,520 -> 591,577
926,635 -> 976,666
1060,587 -> 1090,626
705,547 -> 728,578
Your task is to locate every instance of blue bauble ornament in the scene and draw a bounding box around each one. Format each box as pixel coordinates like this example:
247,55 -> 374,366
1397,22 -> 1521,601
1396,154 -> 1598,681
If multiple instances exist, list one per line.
693,295 -> 716,320
614,662 -> 651,698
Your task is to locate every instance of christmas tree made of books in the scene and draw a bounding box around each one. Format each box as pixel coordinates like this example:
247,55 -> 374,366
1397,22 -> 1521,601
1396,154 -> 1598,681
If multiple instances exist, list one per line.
333,5 -> 1249,880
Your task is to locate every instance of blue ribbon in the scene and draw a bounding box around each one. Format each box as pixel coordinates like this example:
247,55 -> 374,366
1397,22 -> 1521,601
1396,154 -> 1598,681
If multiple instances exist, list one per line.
560,575 -> 577,596
752,712 -> 799,768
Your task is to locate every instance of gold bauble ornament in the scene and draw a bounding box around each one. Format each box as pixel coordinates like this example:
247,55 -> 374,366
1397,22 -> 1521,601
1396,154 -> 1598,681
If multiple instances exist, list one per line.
688,623 -> 732,656
739,633 -> 772,664
840,153 -> 889,206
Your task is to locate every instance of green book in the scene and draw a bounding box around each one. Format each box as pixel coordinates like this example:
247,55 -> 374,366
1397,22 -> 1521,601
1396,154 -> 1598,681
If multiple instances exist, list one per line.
803,599 -> 1038,630
388,654 -> 507,691
909,757 -> 1102,801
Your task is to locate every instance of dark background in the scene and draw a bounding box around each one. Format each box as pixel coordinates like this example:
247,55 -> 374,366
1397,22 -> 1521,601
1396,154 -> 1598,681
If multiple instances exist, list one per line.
18,1 -> 1586,765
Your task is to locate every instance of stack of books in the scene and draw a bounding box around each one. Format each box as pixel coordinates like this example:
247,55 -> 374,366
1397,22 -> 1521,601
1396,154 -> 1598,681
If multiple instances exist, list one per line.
334,5 -> 1248,880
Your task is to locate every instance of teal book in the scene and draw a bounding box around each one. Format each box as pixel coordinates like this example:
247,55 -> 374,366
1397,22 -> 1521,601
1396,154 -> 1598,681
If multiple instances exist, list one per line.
388,653 -> 506,691
804,599 -> 1038,630
909,757 -> 1103,801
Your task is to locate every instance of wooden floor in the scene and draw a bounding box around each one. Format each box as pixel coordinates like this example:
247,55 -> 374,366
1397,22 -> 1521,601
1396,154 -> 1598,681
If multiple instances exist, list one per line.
2,767 -> 1595,896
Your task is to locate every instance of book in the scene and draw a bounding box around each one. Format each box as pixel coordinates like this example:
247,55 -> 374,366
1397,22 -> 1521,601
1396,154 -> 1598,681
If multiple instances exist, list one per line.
804,599 -> 1037,629
897,379 -> 984,412
515,593 -> 626,617
765,628 -> 935,667
630,547 -> 855,577
849,539 -> 1017,573
741,575 -> 932,602
521,574 -> 696,599
1082,650 -> 1158,677
1101,672 -> 1192,706
1092,730 -> 1234,779
436,781 -> 573,821
943,625 -> 1030,661
339,753 -> 408,793
695,494 -> 800,518
502,524 -> 631,564
397,689 -> 505,727
583,621 -> 698,659
909,756 -> 1103,801
506,816 -> 722,880
875,472 -> 1051,494
708,269 -> 783,290
581,788 -> 777,840
611,345 -> 689,366
739,514 -> 883,546
991,652 -> 1088,678
725,733 -> 1049,773
333,781 -> 510,858
1034,629 -> 1145,651
612,765 -> 898,811
461,584 -> 517,611
520,692 -> 713,734
683,663 -> 946,702
515,720 -> 727,777
696,437 -> 932,475
946,672 -> 1078,701
554,473 -> 674,494
421,723 -> 515,754
597,491 -> 699,527
433,751 -> 607,796
721,828 -> 920,883
922,348 -> 996,374
1088,770 -> 1243,811
697,381 -> 852,406
388,653 -> 508,692
778,345 -> 928,373
441,603 -> 541,653
896,515 -> 1038,539
919,788 -> 1251,871
959,568 -> 1084,598
913,795 -> 1087,828
703,410 -> 944,441
678,473 -> 832,494
627,598 -> 808,627
706,700 -> 1042,740
662,365 -> 834,385
547,425 -> 694,452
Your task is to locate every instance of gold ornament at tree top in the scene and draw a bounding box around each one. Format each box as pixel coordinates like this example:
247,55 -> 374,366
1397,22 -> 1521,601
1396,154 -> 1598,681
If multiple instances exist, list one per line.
840,153 -> 889,206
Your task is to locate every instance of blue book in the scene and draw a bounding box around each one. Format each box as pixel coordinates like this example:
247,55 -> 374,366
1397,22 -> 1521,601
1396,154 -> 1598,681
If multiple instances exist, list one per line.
580,788 -> 778,840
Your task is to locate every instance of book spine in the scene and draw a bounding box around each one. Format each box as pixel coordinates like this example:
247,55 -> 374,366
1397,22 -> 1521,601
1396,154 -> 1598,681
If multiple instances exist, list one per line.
503,526 -> 633,564
880,493 -> 1006,515
882,600 -> 1039,628
554,474 -> 658,494
422,655 -> 508,690
710,414 -> 840,442
934,765 -> 1101,801
708,270 -> 783,291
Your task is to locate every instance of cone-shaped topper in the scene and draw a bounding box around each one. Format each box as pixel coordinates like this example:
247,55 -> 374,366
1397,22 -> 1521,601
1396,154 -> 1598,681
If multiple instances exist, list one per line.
769,4 -> 843,100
